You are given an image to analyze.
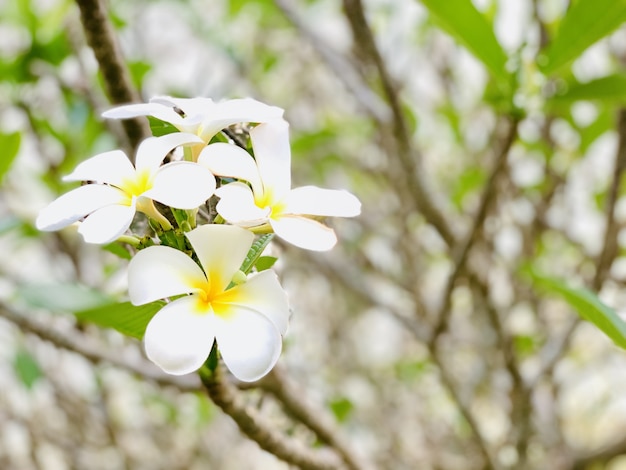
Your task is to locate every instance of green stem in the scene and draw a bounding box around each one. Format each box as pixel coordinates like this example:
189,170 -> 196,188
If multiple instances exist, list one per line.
115,235 -> 141,247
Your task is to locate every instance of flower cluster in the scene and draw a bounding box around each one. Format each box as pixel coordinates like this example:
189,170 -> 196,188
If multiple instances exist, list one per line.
36,97 -> 361,381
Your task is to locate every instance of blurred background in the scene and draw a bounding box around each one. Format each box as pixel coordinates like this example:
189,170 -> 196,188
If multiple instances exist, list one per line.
2,0 -> 626,468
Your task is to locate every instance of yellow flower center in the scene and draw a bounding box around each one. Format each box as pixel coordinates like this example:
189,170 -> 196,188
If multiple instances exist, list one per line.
255,190 -> 287,220
121,169 -> 153,202
191,274 -> 243,318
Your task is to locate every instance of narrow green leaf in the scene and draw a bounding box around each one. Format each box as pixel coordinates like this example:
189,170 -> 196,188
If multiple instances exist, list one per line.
255,256 -> 278,272
547,74 -> 626,106
16,283 -> 113,313
529,271 -> 626,349
0,132 -> 21,182
418,0 -> 509,82
13,350 -> 42,389
240,234 -> 274,274
540,0 -> 626,75
75,301 -> 164,339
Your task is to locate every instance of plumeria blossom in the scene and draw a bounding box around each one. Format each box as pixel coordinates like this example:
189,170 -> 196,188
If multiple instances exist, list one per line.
36,133 -> 216,244
128,224 -> 290,381
102,96 -> 284,160
198,119 -> 361,251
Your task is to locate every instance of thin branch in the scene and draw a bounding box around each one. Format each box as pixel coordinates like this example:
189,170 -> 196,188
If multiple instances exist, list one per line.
256,366 -> 375,470
533,108 -> 626,385
74,0 -> 150,152
0,303 -> 200,392
273,0 -> 390,124
429,117 -> 519,346
199,364 -> 346,470
341,0 -> 455,245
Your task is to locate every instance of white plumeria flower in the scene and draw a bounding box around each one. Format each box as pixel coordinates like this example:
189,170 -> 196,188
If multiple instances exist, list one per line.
36,133 -> 216,244
102,96 -> 284,160
198,119 -> 361,251
128,224 -> 290,381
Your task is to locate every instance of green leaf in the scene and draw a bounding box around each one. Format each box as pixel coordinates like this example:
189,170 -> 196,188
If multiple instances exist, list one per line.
75,301 -> 164,339
329,397 -> 354,423
13,350 -> 42,389
102,242 -> 132,260
547,74 -> 626,106
528,270 -> 626,349
0,132 -> 21,182
255,256 -> 277,272
16,283 -> 113,313
240,234 -> 274,274
540,0 -> 626,75
148,116 -> 179,137
418,0 -> 509,82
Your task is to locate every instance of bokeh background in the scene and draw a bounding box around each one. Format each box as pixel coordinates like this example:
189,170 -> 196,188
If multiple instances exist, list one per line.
2,0 -> 626,468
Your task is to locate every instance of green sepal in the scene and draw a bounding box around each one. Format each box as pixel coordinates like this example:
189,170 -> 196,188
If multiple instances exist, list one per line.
171,208 -> 197,231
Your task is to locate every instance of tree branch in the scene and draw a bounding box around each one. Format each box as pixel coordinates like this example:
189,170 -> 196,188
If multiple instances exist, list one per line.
74,0 -> 150,152
200,364 -> 346,470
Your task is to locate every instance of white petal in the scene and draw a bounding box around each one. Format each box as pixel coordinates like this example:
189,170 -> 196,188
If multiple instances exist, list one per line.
144,162 -> 215,209
144,296 -> 215,375
63,150 -> 135,187
128,245 -> 207,305
185,225 -> 254,293
283,186 -> 361,217
250,120 -> 292,199
215,183 -> 270,226
215,306 -> 282,382
36,184 -> 126,231
102,102 -> 187,127
270,216 -> 338,251
152,96 -> 214,123
198,143 -> 262,194
226,271 -> 290,335
134,133 -> 204,173
197,98 -> 284,142
77,203 -> 136,244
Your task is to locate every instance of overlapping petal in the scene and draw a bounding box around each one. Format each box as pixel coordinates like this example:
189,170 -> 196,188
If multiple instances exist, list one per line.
185,225 -> 254,293
145,162 -> 215,209
135,133 -> 203,173
251,119 -> 292,199
36,184 -> 126,232
77,203 -> 136,244
283,186 -> 362,217
144,296 -> 216,375
270,216 -> 338,251
224,271 -> 290,335
198,143 -> 263,194
63,150 -> 135,187
214,306 -> 282,382
128,245 -> 207,305
214,183 -> 270,226
103,96 -> 284,144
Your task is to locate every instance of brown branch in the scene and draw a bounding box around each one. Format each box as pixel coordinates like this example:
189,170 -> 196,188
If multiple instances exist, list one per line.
257,366 -> 375,470
273,0 -> 390,124
74,0 -> 150,152
0,303 -> 199,392
341,0 -> 455,246
429,117 -> 519,346
533,108 -> 626,384
199,364 -> 346,470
